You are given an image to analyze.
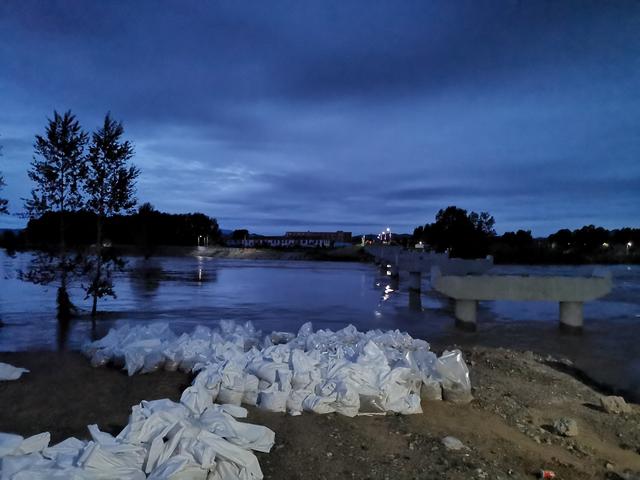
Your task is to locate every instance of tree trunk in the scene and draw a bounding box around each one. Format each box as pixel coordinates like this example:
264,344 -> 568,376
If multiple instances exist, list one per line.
58,205 -> 72,320
91,215 -> 103,319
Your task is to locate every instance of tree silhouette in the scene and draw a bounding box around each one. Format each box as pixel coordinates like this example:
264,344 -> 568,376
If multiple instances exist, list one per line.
414,206 -> 496,258
24,111 -> 88,318
82,113 -> 139,317
0,140 -> 7,215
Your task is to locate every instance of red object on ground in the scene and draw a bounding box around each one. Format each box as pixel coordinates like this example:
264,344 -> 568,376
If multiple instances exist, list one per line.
539,470 -> 556,479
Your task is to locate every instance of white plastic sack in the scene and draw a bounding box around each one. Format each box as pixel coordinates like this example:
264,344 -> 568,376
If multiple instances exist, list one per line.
0,363 -> 29,381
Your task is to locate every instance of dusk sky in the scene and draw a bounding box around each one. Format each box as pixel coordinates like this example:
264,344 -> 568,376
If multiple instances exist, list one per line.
1,0 -> 639,235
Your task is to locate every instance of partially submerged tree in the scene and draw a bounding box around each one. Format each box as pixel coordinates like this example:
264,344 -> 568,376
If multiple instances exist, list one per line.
24,111 -> 88,318
0,174 -> 7,215
83,113 -> 139,317
0,140 -> 7,215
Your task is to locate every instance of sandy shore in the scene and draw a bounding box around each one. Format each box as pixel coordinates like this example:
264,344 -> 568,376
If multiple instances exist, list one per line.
1,348 -> 638,479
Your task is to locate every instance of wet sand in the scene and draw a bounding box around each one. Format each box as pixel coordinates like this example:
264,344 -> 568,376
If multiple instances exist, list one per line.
1,348 -> 639,479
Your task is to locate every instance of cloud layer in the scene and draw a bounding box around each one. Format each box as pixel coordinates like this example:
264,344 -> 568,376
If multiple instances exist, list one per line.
1,0 -> 639,234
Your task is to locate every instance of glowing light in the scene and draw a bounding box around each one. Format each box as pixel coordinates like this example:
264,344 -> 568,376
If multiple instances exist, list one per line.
628,241 -> 633,248
602,242 -> 609,248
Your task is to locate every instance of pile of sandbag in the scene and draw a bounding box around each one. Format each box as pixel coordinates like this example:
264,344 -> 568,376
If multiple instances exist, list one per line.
83,321 -> 473,416
0,400 -> 274,479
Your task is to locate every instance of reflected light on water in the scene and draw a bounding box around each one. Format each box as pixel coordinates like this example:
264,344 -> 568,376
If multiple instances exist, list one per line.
381,284 -> 394,301
197,256 -> 204,282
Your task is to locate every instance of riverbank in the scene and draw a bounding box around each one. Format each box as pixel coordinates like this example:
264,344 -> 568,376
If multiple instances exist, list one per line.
1,347 -> 638,479
29,244 -> 368,262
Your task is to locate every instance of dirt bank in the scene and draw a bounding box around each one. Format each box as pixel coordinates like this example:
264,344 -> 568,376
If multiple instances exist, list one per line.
0,348 -> 638,479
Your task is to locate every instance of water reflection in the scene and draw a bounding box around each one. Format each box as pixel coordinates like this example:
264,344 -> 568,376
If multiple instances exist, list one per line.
130,257 -> 163,296
57,315 -> 71,351
408,290 -> 422,312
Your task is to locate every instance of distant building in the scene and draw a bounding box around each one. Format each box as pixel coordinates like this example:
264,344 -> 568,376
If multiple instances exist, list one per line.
285,231 -> 352,247
240,230 -> 352,248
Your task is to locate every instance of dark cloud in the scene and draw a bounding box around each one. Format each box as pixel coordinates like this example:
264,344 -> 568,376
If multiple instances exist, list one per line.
1,0 -> 639,235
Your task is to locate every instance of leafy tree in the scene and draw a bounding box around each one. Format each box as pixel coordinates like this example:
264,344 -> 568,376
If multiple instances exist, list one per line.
548,229 -> 573,251
82,113 -> 139,317
413,206 -> 496,258
24,111 -> 88,317
232,229 -> 249,241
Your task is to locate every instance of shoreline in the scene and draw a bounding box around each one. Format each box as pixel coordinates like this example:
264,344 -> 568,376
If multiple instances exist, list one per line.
0,347 -> 638,479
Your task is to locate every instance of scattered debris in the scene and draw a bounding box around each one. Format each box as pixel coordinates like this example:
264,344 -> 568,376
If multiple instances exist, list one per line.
538,469 -> 556,479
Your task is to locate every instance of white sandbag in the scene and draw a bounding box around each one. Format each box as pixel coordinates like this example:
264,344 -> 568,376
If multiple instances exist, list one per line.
42,437 -> 87,467
0,363 -> 29,381
15,432 -> 50,455
303,393 -> 337,414
257,385 -> 288,413
241,374 -> 260,406
247,359 -> 288,384
85,319 -> 473,419
0,432 -> 24,457
436,349 -> 473,403
0,452 -> 55,479
146,455 -> 208,480
286,389 -> 311,416
380,367 -> 423,414
420,377 -> 443,401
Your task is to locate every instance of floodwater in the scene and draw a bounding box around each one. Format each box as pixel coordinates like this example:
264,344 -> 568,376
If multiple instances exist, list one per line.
1,250 -> 639,399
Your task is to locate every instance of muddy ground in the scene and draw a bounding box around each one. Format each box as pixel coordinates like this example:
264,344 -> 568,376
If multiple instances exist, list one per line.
1,347 -> 638,479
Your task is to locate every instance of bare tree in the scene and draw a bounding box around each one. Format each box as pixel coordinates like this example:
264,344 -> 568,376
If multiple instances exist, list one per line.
83,113 -> 139,317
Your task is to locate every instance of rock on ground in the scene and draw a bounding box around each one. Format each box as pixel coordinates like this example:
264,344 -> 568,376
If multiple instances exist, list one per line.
600,396 -> 632,414
553,417 -> 579,437
441,436 -> 467,451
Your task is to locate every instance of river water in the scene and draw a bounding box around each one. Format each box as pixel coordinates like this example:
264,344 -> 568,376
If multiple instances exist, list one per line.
1,250 -> 639,399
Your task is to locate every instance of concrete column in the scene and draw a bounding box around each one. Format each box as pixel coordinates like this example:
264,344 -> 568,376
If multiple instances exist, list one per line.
454,299 -> 477,331
559,301 -> 584,332
409,290 -> 422,311
408,271 -> 421,292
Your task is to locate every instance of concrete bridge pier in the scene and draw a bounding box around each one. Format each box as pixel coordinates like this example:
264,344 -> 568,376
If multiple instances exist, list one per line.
454,299 -> 477,331
409,290 -> 422,311
408,271 -> 421,292
559,301 -> 584,332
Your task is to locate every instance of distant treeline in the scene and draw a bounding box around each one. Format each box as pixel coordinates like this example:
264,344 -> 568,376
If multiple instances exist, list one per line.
489,226 -> 640,265
412,206 -> 639,264
1,204 -> 221,253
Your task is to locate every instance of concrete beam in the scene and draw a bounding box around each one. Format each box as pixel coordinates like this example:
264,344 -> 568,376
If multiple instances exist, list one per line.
433,270 -> 611,331
433,273 -> 611,302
